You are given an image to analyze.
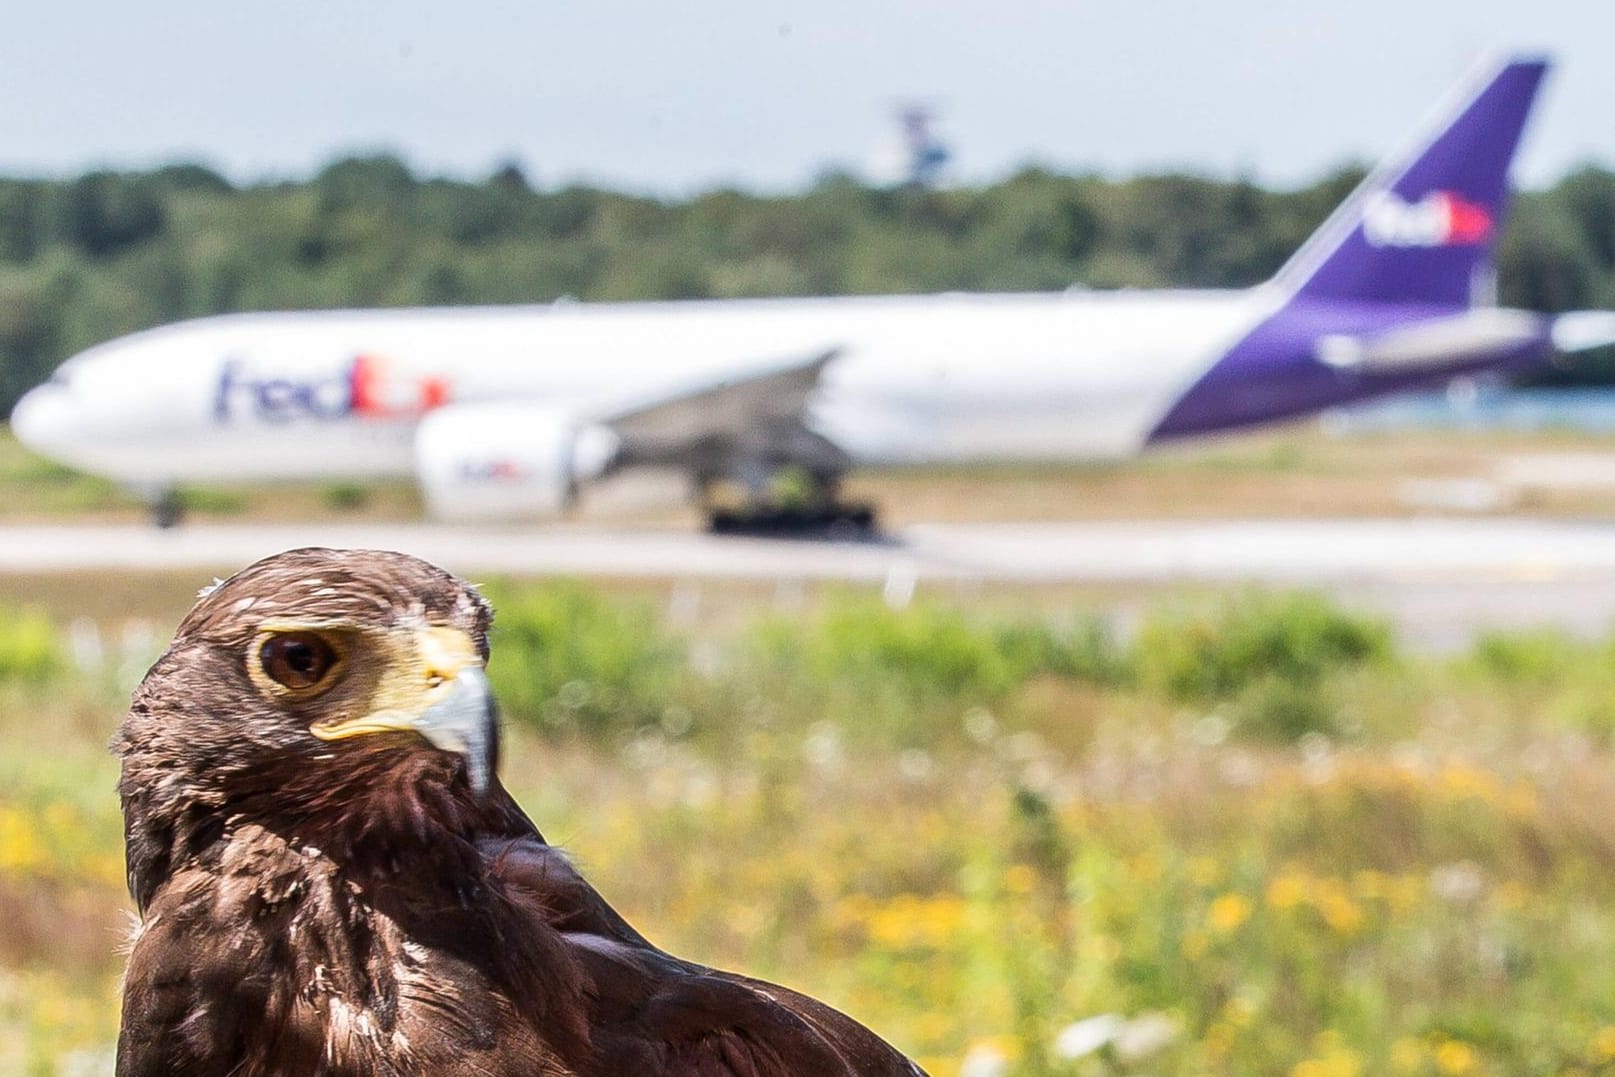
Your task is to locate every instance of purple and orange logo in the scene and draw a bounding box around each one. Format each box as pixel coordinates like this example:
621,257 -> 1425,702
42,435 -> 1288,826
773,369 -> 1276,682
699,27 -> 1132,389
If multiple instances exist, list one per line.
1362,190 -> 1493,249
214,354 -> 452,423
459,459 -> 526,483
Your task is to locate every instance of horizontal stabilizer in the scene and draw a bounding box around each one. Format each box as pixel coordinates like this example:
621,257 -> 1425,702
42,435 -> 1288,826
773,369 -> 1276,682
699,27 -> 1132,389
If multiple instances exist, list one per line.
1314,308 -> 1544,372
1551,311 -> 1615,353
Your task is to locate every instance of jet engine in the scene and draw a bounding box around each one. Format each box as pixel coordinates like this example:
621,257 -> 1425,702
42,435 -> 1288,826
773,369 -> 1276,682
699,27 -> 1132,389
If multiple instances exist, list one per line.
414,403 -> 620,520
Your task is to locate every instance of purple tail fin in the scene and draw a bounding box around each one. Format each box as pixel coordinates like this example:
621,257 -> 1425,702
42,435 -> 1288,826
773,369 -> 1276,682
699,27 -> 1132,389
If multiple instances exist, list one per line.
1272,56 -> 1549,309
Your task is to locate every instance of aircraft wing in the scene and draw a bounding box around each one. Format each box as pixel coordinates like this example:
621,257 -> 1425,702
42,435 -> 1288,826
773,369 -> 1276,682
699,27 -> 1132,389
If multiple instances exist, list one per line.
601,346 -> 841,450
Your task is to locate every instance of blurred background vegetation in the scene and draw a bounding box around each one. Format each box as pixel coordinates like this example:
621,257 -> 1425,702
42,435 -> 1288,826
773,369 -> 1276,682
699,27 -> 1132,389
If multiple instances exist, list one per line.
6,579 -> 1615,1075
4,156 -> 1615,413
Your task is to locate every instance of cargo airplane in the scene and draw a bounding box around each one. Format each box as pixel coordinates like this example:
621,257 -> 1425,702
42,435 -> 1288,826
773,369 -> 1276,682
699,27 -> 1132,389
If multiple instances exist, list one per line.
14,55 -> 1615,530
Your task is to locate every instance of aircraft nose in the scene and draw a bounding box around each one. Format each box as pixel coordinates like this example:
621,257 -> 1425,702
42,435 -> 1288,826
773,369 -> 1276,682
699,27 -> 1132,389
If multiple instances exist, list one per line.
10,382 -> 72,455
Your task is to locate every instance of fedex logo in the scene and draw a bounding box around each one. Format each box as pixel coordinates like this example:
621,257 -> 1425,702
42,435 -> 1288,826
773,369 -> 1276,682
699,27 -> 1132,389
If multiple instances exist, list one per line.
214,354 -> 452,423
459,459 -> 527,483
1362,190 -> 1493,249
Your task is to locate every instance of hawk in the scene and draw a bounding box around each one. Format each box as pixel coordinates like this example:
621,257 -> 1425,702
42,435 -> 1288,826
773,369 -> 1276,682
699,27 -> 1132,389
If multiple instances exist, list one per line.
116,547 -> 926,1076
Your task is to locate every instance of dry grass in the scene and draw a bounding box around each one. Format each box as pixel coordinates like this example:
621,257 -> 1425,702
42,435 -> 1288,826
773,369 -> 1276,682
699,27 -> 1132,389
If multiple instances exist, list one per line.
11,421 -> 1615,529
848,427 -> 1615,525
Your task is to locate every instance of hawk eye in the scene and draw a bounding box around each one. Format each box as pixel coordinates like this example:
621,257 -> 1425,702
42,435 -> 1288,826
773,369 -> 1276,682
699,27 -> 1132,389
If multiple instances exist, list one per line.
259,632 -> 339,691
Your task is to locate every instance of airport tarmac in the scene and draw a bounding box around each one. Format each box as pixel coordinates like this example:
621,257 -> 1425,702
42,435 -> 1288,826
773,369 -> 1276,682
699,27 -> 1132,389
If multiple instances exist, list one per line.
3,517 -> 1615,648
1,516 -> 1613,581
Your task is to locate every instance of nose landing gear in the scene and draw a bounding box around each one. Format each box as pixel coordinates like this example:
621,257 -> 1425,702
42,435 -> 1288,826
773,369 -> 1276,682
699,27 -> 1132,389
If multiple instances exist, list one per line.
151,488 -> 184,529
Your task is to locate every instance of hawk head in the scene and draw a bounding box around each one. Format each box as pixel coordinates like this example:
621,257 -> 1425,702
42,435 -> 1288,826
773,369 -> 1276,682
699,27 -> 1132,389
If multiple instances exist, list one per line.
116,547 -> 517,910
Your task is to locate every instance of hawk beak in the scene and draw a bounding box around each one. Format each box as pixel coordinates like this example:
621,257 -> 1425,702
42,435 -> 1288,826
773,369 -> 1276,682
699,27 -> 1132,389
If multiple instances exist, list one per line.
415,666 -> 497,796
310,627 -> 498,796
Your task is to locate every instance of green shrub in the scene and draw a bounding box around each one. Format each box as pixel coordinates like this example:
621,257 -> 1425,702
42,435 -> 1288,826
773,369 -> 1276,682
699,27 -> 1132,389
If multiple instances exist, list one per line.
483,582 -> 684,740
751,601 -> 982,702
1467,627 -> 1584,685
751,598 -> 1125,702
1546,673 -> 1615,744
320,482 -> 371,511
179,486 -> 248,516
732,598 -> 1130,750
1228,674 -> 1342,743
1133,591 -> 1389,701
993,616 -> 1132,687
1464,628 -> 1615,741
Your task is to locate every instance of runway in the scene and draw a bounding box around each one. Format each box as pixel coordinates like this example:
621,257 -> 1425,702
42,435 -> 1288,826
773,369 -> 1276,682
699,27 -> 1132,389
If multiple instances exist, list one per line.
4,517 -> 1615,648
0,516 -> 1613,583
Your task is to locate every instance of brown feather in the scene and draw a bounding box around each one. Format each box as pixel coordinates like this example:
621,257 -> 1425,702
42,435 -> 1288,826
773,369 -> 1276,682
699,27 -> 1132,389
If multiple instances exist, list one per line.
116,547 -> 925,1076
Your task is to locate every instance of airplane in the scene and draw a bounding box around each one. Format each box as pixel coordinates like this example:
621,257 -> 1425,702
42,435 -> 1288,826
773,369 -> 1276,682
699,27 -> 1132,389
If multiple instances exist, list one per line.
13,54 -> 1615,532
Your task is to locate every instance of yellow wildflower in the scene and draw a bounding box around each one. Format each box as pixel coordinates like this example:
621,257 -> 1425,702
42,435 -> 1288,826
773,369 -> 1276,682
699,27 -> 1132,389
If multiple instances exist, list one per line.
1438,762 -> 1501,802
865,893 -> 967,949
1267,872 -> 1310,911
1316,891 -> 1364,936
1434,1040 -> 1479,1075
1291,1052 -> 1362,1077
1207,893 -> 1253,933
1389,1037 -> 1425,1072
0,807 -> 44,874
1592,1026 -> 1615,1062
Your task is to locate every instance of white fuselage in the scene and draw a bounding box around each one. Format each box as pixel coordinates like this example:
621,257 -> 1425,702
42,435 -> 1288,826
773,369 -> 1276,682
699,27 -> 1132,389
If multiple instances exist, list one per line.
15,289 -> 1278,487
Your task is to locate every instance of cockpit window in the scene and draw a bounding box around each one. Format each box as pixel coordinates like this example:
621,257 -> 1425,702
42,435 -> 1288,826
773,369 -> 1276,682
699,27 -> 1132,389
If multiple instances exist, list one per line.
47,358 -> 86,389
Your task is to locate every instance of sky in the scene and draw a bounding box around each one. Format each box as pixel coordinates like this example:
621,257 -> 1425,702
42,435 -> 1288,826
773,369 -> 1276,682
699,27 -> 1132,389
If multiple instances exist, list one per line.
2,0 -> 1612,195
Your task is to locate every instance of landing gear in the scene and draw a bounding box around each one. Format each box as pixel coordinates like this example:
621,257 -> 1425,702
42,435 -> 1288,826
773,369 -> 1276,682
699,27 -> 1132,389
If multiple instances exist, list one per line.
707,501 -> 879,538
699,467 -> 879,539
151,489 -> 184,530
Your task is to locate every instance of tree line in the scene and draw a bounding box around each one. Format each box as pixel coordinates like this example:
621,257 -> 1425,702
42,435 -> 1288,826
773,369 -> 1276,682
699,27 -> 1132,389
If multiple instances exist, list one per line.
1,155 -> 1613,413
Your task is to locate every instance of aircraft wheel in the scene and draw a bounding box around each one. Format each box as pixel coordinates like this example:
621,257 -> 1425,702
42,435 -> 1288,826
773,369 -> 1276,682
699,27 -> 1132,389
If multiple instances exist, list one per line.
705,501 -> 878,539
152,490 -> 184,530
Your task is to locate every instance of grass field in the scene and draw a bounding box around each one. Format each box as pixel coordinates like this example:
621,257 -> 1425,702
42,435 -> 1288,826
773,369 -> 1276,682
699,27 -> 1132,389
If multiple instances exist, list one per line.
5,417 -> 1615,1073
5,579 -> 1615,1075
